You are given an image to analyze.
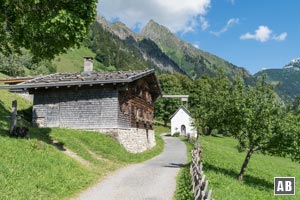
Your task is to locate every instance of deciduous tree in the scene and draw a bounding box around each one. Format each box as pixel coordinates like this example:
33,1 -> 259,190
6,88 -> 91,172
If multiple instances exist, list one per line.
189,72 -> 231,135
0,0 -> 97,60
154,73 -> 191,126
227,76 -> 282,181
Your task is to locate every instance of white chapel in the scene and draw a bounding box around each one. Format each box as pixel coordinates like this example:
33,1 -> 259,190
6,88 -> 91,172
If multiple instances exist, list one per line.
170,105 -> 197,137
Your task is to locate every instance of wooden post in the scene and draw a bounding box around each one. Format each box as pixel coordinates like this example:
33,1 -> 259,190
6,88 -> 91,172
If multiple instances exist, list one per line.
9,100 -> 17,135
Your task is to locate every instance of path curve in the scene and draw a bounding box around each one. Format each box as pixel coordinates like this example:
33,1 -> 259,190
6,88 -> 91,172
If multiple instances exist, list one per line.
75,134 -> 187,200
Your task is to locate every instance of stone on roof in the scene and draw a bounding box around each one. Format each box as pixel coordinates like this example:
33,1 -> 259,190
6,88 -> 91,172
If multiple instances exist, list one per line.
0,69 -> 158,90
24,70 -> 149,84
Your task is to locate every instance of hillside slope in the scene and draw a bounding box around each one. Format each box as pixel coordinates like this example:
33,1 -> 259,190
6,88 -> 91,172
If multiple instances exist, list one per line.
0,72 -> 8,79
201,135 -> 300,199
53,46 -> 105,73
1,17 -> 253,82
255,58 -> 300,101
0,88 -> 164,199
140,20 -> 253,81
93,17 -> 253,81
0,89 -> 32,130
88,17 -> 186,74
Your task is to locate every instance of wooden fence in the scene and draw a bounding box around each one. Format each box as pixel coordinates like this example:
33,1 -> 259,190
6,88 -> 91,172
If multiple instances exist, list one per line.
190,142 -> 214,200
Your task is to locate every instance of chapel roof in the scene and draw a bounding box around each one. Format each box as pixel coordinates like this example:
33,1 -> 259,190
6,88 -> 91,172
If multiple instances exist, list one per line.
169,105 -> 192,119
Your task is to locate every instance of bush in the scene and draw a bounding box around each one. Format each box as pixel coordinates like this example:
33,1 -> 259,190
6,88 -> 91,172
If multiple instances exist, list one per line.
172,132 -> 180,137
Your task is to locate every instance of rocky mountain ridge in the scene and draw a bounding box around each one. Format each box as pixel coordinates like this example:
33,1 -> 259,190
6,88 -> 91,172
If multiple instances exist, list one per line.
93,16 -> 253,82
255,58 -> 300,101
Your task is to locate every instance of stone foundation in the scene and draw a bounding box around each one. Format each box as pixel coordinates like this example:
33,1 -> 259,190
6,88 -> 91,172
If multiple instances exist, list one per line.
97,128 -> 156,153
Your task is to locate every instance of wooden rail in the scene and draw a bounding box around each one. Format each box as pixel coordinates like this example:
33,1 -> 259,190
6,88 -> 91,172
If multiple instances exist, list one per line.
190,142 -> 214,200
0,77 -> 35,84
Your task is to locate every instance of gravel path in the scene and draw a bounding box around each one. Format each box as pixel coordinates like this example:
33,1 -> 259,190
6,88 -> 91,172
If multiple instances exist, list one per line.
75,134 -> 187,200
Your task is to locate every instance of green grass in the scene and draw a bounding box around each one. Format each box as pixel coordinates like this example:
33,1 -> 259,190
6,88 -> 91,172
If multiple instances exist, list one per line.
53,46 -> 104,73
0,72 -> 9,79
154,124 -> 170,134
0,89 -> 165,199
0,134 -> 95,200
0,89 -> 32,130
174,138 -> 194,200
30,127 -> 164,166
200,135 -> 300,199
0,126 -> 164,200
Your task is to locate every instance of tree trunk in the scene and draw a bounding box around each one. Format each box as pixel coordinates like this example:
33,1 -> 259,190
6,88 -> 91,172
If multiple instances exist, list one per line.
164,119 -> 167,127
207,127 -> 212,135
238,147 -> 254,181
203,127 -> 212,135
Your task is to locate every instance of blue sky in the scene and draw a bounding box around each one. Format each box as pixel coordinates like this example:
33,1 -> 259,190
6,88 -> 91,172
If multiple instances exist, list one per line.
98,0 -> 300,74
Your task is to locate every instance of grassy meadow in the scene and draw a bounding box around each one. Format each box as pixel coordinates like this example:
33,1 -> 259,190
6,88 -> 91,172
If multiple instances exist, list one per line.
201,135 -> 300,200
0,89 -> 32,130
174,138 -> 194,200
53,46 -> 105,73
0,89 -> 165,200
0,72 -> 9,79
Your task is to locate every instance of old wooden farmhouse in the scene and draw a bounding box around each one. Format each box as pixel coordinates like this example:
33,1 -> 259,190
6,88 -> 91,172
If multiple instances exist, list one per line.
6,58 -> 161,153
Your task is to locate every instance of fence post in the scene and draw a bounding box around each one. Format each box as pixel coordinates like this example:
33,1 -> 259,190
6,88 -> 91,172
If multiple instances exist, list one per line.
190,141 -> 214,200
9,100 -> 17,135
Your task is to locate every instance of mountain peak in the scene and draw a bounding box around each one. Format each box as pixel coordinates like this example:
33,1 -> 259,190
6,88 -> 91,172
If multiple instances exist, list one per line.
111,21 -> 137,40
283,57 -> 300,69
141,20 -> 185,53
141,20 -> 173,39
148,19 -> 158,24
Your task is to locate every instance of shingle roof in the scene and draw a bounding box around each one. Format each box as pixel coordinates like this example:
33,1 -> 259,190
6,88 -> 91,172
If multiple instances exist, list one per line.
24,70 -> 148,84
0,69 -> 158,90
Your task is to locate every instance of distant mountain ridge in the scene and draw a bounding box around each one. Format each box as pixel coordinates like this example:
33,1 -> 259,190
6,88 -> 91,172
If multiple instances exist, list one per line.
140,20 -> 252,80
255,58 -> 300,101
283,58 -> 300,69
88,16 -> 253,82
93,16 -> 186,75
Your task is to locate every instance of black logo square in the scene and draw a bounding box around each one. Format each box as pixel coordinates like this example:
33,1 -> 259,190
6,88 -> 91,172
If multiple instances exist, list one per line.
274,177 -> 295,195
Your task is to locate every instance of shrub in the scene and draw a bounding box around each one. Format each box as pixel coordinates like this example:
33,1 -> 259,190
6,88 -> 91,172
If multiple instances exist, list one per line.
173,132 -> 180,137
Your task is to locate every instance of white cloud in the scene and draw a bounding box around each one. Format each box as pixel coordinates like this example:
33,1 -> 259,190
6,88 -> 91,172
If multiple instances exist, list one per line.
193,44 -> 200,49
240,26 -> 287,42
273,32 -> 287,41
200,16 -> 209,31
240,26 -> 272,42
210,18 -> 239,36
97,0 -> 211,33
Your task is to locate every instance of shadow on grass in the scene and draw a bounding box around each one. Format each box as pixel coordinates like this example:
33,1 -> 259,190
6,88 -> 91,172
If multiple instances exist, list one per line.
19,106 -> 33,124
211,134 -> 225,138
0,98 -> 64,152
204,163 -> 273,190
30,128 -> 67,151
0,98 -> 32,136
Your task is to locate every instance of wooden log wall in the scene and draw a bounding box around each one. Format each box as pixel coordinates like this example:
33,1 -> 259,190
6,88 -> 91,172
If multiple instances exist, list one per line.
118,79 -> 154,130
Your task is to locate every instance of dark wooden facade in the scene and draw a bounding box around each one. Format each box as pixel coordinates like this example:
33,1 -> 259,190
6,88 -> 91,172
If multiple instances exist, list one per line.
119,78 -> 155,130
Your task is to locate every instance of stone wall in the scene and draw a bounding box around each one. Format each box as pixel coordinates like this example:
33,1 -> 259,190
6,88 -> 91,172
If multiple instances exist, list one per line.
97,128 -> 156,153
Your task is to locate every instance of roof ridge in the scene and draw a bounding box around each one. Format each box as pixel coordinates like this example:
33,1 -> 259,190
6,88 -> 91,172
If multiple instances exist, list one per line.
169,105 -> 191,119
0,69 -> 157,90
